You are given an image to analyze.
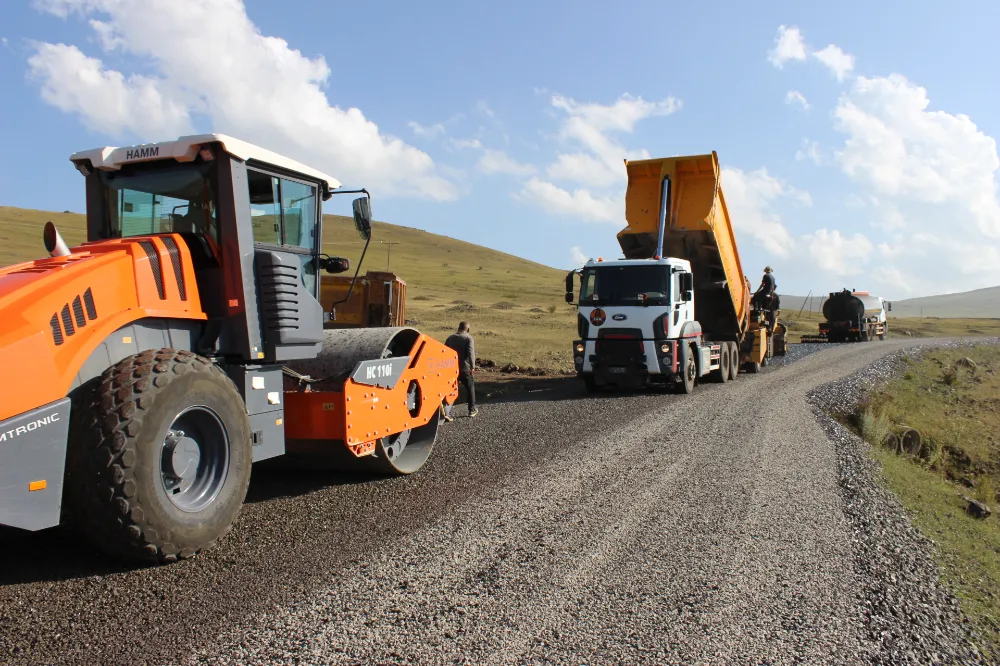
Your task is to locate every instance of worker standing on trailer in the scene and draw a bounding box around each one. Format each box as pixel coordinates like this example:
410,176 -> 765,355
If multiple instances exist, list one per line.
443,321 -> 478,420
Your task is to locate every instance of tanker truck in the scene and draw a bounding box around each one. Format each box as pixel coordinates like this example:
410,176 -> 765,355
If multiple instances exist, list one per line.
0,134 -> 459,565
802,289 -> 891,343
565,151 -> 785,393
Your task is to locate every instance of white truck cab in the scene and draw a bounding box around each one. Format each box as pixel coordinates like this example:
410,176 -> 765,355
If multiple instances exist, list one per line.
568,256 -> 731,393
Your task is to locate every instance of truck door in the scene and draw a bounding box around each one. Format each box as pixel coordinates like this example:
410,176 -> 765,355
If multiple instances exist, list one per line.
246,168 -> 325,362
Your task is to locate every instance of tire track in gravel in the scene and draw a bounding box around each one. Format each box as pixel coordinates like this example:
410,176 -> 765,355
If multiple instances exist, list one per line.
179,341 -> 932,666
1,340 -> 965,666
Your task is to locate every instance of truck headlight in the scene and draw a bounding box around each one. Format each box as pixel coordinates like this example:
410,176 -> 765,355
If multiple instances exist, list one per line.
575,343 -> 585,353
660,343 -> 670,354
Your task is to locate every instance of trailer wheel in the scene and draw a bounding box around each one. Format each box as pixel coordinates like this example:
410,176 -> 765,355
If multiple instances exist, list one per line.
677,344 -> 696,394
65,349 -> 252,564
727,343 -> 739,381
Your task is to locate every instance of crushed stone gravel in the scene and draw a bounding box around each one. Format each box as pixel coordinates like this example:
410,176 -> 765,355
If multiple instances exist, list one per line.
1,338 -> 996,665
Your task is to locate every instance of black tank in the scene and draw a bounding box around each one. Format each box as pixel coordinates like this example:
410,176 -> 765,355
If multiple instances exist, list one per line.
822,290 -> 866,323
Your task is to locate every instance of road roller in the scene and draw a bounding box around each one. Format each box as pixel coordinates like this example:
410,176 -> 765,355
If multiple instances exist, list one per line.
0,134 -> 459,564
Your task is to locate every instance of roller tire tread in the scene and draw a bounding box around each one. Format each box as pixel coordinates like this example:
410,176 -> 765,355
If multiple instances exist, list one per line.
65,349 -> 247,565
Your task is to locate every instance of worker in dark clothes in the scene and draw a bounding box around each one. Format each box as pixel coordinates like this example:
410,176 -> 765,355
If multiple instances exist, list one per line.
443,321 -> 477,420
753,266 -> 777,310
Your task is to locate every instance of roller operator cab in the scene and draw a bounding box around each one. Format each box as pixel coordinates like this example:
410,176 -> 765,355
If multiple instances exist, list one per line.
0,134 -> 459,564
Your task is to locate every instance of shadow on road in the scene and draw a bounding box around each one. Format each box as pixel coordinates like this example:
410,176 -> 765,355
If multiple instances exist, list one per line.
0,463 -> 384,586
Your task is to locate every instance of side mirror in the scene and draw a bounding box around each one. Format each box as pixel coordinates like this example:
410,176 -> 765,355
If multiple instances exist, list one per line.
684,290 -> 694,302
320,255 -> 350,274
565,292 -> 574,304
352,196 -> 372,241
887,302 -> 892,312
681,272 -> 694,293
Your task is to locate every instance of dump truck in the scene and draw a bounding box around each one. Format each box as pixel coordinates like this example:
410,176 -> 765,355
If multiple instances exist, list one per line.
0,134 -> 458,564
801,289 -> 891,343
322,270 -> 406,329
566,151 -> 784,393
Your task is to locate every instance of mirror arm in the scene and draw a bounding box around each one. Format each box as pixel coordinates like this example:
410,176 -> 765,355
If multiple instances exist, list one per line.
327,232 -> 372,316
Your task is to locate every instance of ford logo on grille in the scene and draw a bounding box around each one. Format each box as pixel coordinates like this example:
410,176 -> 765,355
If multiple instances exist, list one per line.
612,313 -> 627,321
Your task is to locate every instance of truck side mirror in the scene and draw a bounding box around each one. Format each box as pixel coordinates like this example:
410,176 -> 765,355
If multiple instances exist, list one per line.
681,272 -> 694,296
684,290 -> 694,302
565,270 -> 575,304
887,302 -> 892,312
352,197 -> 372,241
565,292 -> 574,304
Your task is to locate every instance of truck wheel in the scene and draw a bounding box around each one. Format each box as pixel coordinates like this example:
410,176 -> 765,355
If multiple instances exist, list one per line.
65,349 -> 252,564
714,346 -> 730,383
727,343 -> 739,380
677,344 -> 696,394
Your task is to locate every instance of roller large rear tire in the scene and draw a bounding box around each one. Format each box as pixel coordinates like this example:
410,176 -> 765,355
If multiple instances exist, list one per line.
65,349 -> 252,564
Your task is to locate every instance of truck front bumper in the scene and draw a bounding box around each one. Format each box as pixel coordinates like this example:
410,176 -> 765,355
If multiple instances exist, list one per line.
0,398 -> 71,531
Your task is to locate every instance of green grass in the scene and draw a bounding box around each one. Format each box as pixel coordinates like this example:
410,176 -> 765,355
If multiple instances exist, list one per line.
0,206 -> 577,371
4,205 -> 998,371
853,344 -> 1000,653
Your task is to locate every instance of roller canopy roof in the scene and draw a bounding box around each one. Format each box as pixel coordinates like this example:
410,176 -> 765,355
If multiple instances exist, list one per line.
69,133 -> 342,194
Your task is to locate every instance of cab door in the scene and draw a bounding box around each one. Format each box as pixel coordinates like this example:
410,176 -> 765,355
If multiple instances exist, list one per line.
246,167 -> 324,362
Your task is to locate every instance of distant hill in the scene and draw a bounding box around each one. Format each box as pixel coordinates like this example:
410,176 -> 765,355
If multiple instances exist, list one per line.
888,286 -> 1000,319
776,286 -> 1000,320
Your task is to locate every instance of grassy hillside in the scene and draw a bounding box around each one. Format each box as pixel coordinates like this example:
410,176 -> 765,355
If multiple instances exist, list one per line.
0,206 -> 576,370
850,344 -> 1000,655
3,205 -> 997,369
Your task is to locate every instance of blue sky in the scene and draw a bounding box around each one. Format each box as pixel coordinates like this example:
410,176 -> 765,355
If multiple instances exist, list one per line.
2,0 -> 1000,299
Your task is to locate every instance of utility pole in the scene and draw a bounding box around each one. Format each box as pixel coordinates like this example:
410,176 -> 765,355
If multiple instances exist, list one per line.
380,240 -> 400,271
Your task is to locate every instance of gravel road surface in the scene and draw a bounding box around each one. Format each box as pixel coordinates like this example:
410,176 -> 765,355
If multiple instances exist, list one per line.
0,340 -> 987,665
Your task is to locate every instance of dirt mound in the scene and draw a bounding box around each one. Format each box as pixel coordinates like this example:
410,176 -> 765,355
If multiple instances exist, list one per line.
492,302 -> 517,310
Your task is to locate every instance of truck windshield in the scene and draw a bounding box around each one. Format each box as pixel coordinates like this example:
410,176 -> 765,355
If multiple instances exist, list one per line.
579,265 -> 671,306
98,161 -> 220,246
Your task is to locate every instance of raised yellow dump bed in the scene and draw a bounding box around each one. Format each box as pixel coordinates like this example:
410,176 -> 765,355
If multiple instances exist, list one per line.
619,151 -> 751,338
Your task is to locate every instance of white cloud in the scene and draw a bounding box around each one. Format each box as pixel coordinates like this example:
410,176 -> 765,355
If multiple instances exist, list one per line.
447,138 -> 483,150
27,42 -> 193,138
408,121 -> 445,138
514,178 -> 621,224
476,100 -> 496,118
28,0 -> 457,201
476,149 -> 537,177
546,152 -> 622,188
795,139 -> 822,165
803,229 -> 874,276
768,25 -> 807,68
719,167 -> 808,257
785,90 -> 810,110
828,70 -> 1000,295
501,92 -> 679,225
570,246 -> 589,265
834,73 -> 1000,238
813,44 -> 855,82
